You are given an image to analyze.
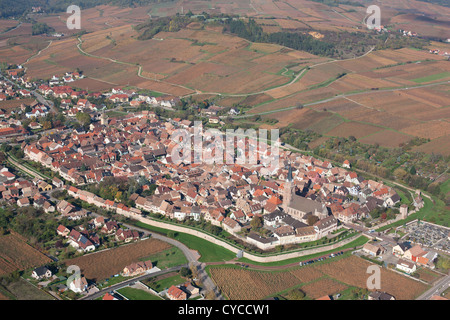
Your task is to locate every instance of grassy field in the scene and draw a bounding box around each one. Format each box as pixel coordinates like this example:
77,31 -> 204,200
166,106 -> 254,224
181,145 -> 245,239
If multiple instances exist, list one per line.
377,194 -> 449,231
2,278 -> 54,300
133,220 -> 370,265
117,287 -> 163,300
144,273 -> 186,292
134,221 -> 237,263
138,247 -> 188,269
412,72 -> 450,83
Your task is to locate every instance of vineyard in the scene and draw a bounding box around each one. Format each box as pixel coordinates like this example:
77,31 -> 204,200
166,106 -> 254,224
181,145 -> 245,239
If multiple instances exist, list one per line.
0,232 -> 51,276
209,255 -> 430,300
65,238 -> 172,281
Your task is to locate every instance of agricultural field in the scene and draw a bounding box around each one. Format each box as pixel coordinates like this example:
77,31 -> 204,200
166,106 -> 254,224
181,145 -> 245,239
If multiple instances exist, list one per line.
208,255 -> 430,300
0,232 -> 52,277
64,238 -> 172,281
0,2 -> 448,155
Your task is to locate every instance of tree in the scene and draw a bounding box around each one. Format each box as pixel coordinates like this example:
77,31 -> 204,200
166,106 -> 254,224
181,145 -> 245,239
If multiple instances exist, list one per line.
250,216 -> 263,230
180,267 -> 192,278
75,112 -> 91,127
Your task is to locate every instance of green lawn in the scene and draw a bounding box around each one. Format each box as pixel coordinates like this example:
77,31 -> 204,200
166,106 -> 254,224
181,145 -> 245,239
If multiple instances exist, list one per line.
117,287 -> 162,300
134,221 -> 237,263
138,247 -> 188,269
377,194 -> 449,231
144,274 -> 186,292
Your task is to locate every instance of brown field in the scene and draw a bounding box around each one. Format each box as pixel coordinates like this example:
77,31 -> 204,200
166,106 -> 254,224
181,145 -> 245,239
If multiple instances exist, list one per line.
300,277 -> 348,299
413,268 -> 444,284
209,255 -> 430,300
0,2 -> 448,153
325,121 -> 383,139
412,135 -> 450,157
65,238 -> 171,281
0,98 -> 37,112
0,232 -> 52,276
315,255 -> 429,300
208,268 -> 300,300
358,130 -> 413,148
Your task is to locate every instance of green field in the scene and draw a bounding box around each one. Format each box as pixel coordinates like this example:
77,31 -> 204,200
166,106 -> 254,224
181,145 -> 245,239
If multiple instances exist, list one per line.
134,221 -> 237,263
377,194 -> 450,231
138,247 -> 188,269
144,274 -> 186,292
117,287 -> 162,300
2,278 -> 54,300
412,72 -> 450,83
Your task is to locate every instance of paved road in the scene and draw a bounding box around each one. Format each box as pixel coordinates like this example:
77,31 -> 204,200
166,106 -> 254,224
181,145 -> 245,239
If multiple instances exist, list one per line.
343,222 -> 397,245
416,273 -> 450,300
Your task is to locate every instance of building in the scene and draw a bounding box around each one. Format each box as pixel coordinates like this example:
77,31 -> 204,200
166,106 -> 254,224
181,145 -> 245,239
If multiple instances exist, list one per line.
68,276 -> 88,293
368,291 -> 395,300
363,242 -> 386,257
31,266 -> 52,280
396,259 -> 416,274
392,242 -> 411,257
167,285 -> 187,300
122,260 -> 153,277
282,165 -> 328,221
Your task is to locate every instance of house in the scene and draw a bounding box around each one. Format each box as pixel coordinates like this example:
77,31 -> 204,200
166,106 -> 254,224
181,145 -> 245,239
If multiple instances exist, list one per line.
404,245 -> 427,262
56,224 -> 70,237
396,259 -> 416,274
363,242 -> 386,257
115,228 -> 140,243
68,276 -> 88,293
368,291 -> 395,300
209,116 -> 220,124
263,210 -> 288,227
180,281 -> 199,297
122,260 -> 153,277
167,285 -> 187,300
52,177 -> 64,188
273,225 -> 296,244
392,242 -> 411,257
342,160 -> 351,169
17,197 -> 30,207
31,266 -> 52,280
313,215 -> 337,238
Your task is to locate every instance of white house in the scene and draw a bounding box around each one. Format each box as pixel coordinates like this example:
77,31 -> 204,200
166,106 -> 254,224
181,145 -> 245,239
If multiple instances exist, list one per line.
68,276 -> 88,293
31,266 -> 52,280
396,259 -> 416,274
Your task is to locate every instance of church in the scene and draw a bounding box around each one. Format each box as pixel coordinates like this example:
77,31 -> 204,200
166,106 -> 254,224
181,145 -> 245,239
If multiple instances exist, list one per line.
282,164 -> 329,222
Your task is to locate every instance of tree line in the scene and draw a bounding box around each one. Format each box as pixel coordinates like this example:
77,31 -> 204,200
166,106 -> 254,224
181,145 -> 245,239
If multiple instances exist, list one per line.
223,18 -> 336,57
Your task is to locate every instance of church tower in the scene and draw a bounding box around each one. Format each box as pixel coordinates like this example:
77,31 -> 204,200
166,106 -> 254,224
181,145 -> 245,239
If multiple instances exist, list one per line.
100,112 -> 108,125
282,163 -> 294,212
